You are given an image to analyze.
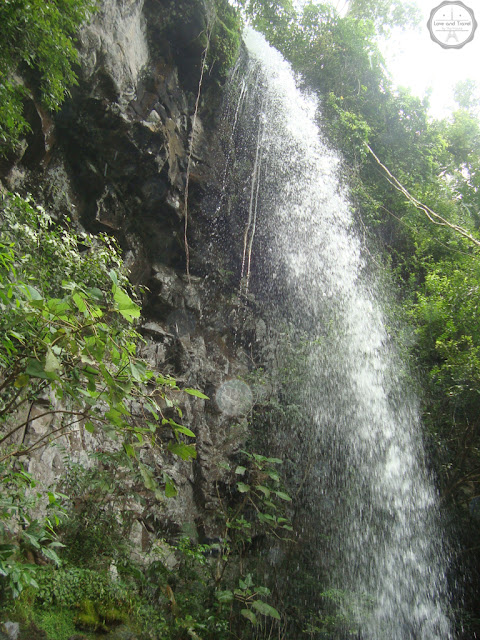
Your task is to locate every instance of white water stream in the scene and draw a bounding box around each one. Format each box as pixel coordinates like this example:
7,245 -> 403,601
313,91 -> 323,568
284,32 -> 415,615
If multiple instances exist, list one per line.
219,29 -> 453,638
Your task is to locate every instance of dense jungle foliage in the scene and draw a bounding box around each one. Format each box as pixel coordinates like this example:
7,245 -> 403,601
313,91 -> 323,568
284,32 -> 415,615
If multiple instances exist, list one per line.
1,0 -> 480,637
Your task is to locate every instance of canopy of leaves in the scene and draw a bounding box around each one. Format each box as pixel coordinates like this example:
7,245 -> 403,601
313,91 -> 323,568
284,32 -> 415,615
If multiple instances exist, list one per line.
0,0 -> 95,152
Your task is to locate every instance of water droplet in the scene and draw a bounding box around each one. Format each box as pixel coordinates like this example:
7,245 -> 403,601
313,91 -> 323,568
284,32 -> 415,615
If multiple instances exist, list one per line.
216,379 -> 253,416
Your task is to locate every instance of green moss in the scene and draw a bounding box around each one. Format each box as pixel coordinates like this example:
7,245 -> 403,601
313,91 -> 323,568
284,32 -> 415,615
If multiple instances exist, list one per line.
74,600 -> 128,633
34,609 -> 77,640
208,0 -> 242,80
101,607 -> 128,626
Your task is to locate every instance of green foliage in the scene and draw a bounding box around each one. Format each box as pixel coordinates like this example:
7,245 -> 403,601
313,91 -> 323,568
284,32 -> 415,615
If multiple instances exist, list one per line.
75,599 -> 127,632
207,0 -> 242,80
0,193 -> 205,600
301,588 -> 372,637
215,450 -> 293,560
33,566 -> 132,609
407,257 -> 480,499
215,573 -> 280,626
9,564 -> 136,639
34,608 -> 77,640
0,460 -> 65,598
326,93 -> 371,162
346,0 -> 421,34
0,194 -> 193,466
238,0 -> 296,46
56,459 -> 137,569
0,0 -> 95,152
3,441 -> 292,639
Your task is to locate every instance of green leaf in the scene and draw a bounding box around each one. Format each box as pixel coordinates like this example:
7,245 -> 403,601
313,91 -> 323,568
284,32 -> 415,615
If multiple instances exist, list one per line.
216,590 -> 234,603
265,457 -> 283,465
256,485 -> 271,498
113,286 -> 140,321
173,424 -> 196,438
25,359 -> 54,380
243,573 -> 254,588
130,360 -> 147,382
109,270 -> 119,286
123,443 -> 136,459
9,330 -> 25,343
237,482 -> 250,493
167,442 -> 197,461
139,462 -> 156,491
235,465 -> 247,475
87,287 -> 103,301
258,513 -> 275,523
252,600 -> 281,619
184,388 -> 209,399
84,421 -> 95,433
164,475 -> 178,498
274,490 -> 292,501
241,609 -> 257,625
72,292 -> 87,313
24,285 -> 43,300
105,408 -> 126,427
14,373 -> 30,389
45,347 -> 61,372
42,546 -> 61,565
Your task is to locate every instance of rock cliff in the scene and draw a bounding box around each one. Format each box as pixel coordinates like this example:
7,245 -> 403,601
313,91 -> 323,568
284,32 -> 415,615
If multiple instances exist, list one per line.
0,0 -> 261,546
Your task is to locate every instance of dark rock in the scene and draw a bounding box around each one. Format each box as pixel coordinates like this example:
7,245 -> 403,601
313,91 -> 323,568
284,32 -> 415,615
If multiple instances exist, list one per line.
17,622 -> 46,640
0,0 -> 253,553
106,626 -> 138,640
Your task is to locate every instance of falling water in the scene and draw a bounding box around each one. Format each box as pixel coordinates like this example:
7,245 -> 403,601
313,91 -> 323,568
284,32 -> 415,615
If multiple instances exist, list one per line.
215,29 -> 454,639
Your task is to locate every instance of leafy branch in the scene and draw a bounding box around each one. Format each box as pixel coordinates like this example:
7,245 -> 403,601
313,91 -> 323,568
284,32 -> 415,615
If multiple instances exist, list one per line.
0,193 -> 208,598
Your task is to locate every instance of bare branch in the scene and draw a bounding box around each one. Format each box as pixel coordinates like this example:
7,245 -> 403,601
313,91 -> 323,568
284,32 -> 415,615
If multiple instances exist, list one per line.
366,143 -> 480,249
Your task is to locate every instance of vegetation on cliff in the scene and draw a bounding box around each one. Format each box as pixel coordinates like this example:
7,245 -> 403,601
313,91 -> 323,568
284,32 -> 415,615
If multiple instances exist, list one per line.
0,190 -> 293,639
0,0 -> 96,152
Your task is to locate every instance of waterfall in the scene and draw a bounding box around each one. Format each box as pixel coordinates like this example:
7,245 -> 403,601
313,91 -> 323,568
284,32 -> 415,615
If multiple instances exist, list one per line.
214,28 -> 454,639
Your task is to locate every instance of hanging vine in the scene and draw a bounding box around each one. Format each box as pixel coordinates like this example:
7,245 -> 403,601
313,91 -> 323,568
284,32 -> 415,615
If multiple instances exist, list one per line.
184,3 -> 217,278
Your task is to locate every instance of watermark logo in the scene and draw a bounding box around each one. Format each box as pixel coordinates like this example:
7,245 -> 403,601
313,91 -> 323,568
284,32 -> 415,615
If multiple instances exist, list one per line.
427,1 -> 477,48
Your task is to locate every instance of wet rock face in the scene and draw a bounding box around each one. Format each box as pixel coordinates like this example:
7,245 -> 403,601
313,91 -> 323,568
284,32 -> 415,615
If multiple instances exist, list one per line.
2,0 -> 225,276
0,0 -> 256,541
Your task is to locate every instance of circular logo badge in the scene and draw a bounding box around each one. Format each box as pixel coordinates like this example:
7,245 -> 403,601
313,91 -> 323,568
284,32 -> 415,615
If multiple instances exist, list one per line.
428,1 -> 477,48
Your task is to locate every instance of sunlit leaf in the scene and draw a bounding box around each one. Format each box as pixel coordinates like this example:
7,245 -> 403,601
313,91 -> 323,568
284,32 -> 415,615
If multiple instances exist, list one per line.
45,347 -> 61,373
14,373 -> 29,388
184,388 -> 209,399
173,424 -> 196,438
167,442 -> 197,461
252,600 -> 281,619
241,609 -> 257,624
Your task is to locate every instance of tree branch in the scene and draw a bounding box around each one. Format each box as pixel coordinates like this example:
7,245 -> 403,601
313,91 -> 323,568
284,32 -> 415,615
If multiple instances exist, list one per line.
366,143 -> 480,248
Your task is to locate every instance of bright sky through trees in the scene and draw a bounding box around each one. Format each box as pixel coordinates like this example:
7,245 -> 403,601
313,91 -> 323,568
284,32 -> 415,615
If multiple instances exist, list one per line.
381,0 -> 480,118
291,0 -> 480,118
